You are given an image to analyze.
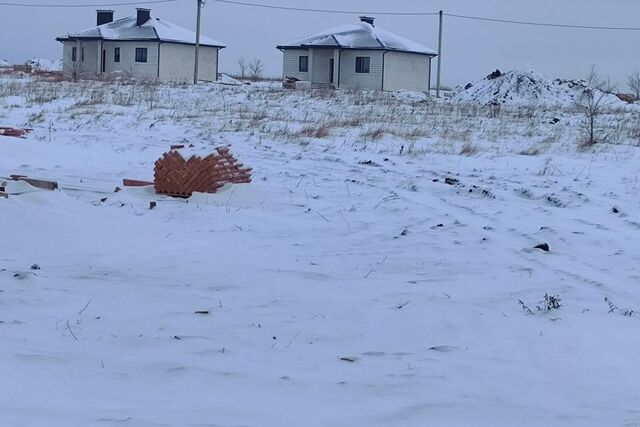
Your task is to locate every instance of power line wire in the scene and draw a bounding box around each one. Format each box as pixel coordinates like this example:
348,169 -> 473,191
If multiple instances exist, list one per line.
0,0 -> 179,7
214,1 -> 640,31
445,12 -> 640,31
2,0 -> 640,32
212,0 -> 438,16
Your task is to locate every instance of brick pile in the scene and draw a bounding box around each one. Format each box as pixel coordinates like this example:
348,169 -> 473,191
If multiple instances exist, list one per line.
154,146 -> 252,198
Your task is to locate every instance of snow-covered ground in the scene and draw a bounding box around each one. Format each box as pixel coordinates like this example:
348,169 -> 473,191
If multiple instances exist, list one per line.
1,72 -> 640,426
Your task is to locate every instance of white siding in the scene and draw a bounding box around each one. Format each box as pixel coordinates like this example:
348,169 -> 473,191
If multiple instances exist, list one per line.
159,43 -> 219,82
338,50 -> 384,90
383,52 -> 431,92
62,40 -> 159,80
282,49 -> 309,81
102,41 -> 159,79
310,49 -> 334,84
62,41 -> 100,77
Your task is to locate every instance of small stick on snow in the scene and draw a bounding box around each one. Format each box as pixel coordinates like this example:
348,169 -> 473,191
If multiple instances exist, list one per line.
315,210 -> 330,222
66,320 -> 78,340
78,298 -> 92,315
340,211 -> 350,229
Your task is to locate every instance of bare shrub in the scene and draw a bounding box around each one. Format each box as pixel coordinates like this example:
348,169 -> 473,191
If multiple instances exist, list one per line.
237,56 -> 248,80
627,70 -> 640,101
577,66 -> 616,148
248,59 -> 264,81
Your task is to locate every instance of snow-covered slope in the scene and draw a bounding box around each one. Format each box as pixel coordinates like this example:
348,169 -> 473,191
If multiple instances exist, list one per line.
26,58 -> 62,72
1,75 -> 640,426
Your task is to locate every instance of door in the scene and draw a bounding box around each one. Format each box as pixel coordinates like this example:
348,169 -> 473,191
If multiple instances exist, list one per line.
101,49 -> 106,73
329,58 -> 335,83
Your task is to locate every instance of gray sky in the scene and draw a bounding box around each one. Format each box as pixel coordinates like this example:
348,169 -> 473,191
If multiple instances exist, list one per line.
2,0 -> 640,88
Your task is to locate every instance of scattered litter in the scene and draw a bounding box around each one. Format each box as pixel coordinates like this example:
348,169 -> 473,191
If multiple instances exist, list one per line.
10,175 -> 58,190
122,179 -> 154,187
534,243 -> 550,252
428,345 -> 459,353
444,177 -> 459,186
0,127 -> 32,138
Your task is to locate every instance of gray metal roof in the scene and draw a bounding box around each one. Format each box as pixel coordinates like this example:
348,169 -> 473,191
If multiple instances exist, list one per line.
277,21 -> 436,55
57,16 -> 225,48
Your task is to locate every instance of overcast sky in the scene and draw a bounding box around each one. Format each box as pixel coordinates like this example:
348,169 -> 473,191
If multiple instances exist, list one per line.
2,0 -> 640,88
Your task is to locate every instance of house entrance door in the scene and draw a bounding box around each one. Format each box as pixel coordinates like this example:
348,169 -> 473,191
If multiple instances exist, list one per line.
101,50 -> 106,73
329,58 -> 334,83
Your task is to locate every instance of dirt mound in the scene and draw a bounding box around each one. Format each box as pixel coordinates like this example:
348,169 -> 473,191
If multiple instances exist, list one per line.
454,68 -> 626,109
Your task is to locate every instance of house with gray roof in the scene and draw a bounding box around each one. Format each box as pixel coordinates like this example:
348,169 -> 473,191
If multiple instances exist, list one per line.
276,17 -> 437,91
56,8 -> 225,81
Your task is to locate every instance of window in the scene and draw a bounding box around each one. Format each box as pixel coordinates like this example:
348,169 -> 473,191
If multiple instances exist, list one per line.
298,55 -> 308,72
71,47 -> 77,62
114,47 -> 120,63
355,56 -> 370,74
135,47 -> 148,63
81,47 -> 85,62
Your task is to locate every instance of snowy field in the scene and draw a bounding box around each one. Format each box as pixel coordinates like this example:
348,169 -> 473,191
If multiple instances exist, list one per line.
1,71 -> 640,426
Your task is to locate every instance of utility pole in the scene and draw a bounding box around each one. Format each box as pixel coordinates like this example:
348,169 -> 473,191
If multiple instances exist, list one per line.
436,10 -> 443,98
194,0 -> 203,84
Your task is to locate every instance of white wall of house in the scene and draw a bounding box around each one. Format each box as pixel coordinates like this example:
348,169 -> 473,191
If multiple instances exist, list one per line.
159,43 -> 218,81
338,50 -> 384,90
282,49 -> 310,81
62,41 -> 100,76
63,40 -> 216,81
383,52 -> 431,92
101,41 -> 159,79
310,49 -> 334,84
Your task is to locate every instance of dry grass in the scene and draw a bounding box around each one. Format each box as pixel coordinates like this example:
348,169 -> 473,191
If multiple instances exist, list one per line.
519,145 -> 543,156
4,73 -> 640,155
298,125 -> 330,138
459,142 -> 479,156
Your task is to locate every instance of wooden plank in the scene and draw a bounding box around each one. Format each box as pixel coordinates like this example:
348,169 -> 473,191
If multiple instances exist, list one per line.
123,179 -> 154,187
12,176 -> 58,190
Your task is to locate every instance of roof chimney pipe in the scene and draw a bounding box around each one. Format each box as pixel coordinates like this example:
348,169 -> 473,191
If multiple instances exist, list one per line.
136,8 -> 151,26
97,9 -> 114,26
359,16 -> 375,26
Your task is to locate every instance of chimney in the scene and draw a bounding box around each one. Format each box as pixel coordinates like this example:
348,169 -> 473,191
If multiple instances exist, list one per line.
96,9 -> 114,26
359,16 -> 375,26
136,8 -> 151,26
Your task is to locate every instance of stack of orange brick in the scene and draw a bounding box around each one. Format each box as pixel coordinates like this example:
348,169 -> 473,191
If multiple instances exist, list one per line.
154,146 -> 252,198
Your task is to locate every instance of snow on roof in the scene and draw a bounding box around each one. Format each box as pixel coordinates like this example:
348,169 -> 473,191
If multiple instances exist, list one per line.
277,21 -> 436,55
58,16 -> 225,48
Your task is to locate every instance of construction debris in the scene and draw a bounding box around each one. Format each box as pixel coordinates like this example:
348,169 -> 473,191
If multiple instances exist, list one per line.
122,179 -> 154,187
10,175 -> 58,190
0,127 -> 32,138
154,146 -> 252,198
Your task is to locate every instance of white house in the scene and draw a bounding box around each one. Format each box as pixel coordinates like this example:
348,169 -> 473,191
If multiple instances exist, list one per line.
56,9 -> 225,81
276,17 -> 437,92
